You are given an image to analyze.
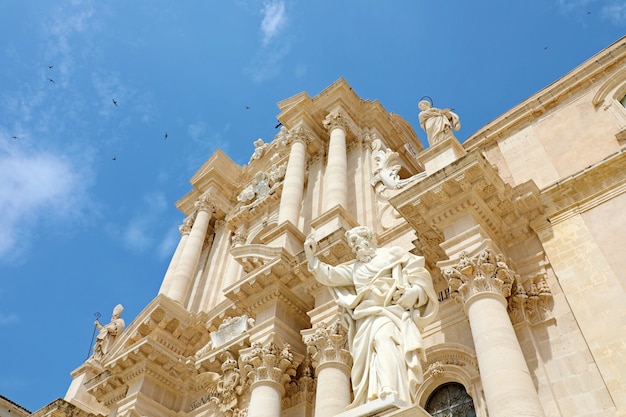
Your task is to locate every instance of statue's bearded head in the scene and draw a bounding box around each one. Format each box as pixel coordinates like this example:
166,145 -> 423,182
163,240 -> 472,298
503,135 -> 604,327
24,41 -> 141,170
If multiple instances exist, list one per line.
346,226 -> 377,263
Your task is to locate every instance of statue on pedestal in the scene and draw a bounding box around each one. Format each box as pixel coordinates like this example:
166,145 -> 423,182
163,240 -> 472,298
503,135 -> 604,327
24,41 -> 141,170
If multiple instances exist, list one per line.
304,226 -> 439,408
418,99 -> 460,146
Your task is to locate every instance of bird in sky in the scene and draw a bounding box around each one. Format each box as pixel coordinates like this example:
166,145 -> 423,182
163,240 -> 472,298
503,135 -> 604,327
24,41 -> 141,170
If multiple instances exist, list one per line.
11,136 -> 19,139
245,106 -> 250,110
275,122 -> 282,129
48,77 -> 55,83
112,156 -> 117,161
112,99 -> 118,106
48,65 -> 54,69
164,132 -> 168,140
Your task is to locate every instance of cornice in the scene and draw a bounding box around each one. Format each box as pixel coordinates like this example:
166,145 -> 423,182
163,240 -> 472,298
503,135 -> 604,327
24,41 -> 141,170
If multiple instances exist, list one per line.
391,150 -> 543,257
464,36 -> 626,151
534,147 -> 626,229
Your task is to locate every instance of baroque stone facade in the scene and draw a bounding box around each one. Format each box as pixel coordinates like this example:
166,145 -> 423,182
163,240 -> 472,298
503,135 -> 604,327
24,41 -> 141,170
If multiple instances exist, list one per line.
24,36 -> 626,417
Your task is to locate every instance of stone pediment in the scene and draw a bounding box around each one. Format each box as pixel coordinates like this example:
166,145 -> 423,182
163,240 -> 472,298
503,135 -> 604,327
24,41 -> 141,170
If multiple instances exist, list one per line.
105,295 -> 211,362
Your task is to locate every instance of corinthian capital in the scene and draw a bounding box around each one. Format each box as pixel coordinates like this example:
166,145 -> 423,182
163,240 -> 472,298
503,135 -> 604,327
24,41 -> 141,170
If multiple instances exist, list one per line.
303,321 -> 352,369
442,249 -> 516,304
323,110 -> 348,132
195,194 -> 216,213
288,126 -> 312,145
179,216 -> 193,235
240,341 -> 297,388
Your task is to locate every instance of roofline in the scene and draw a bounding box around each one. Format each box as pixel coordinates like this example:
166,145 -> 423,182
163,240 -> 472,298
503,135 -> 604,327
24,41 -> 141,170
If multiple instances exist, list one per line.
463,35 -> 626,150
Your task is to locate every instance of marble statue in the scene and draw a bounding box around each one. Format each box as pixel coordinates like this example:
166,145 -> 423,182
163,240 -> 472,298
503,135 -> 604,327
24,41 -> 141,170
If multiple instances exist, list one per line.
304,226 -> 439,408
93,304 -> 125,361
418,100 -> 460,146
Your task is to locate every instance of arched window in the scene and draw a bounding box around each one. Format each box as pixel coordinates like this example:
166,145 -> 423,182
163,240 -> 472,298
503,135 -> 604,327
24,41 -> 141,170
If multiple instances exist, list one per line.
425,382 -> 476,417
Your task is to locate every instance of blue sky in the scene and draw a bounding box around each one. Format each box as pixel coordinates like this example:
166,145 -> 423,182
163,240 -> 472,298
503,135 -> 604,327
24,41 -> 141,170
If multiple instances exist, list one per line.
0,0 -> 623,411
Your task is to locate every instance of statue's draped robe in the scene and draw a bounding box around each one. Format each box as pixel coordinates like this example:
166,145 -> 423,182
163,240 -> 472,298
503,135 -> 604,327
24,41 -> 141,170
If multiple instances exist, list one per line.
94,318 -> 125,361
419,107 -> 460,145
311,247 -> 439,408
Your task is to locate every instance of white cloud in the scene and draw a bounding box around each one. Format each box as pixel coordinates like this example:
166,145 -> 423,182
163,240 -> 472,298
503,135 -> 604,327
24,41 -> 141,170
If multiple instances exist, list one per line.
43,0 -> 96,56
0,144 -> 85,261
600,2 -> 626,25
260,1 -> 287,46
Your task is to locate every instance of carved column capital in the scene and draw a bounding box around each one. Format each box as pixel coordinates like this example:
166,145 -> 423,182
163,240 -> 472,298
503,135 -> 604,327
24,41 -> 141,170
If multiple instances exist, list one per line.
508,274 -> 553,325
288,126 -> 312,146
196,194 -> 216,213
442,249 -> 516,304
303,321 -> 352,369
240,341 -> 297,390
179,217 -> 193,235
323,110 -> 348,132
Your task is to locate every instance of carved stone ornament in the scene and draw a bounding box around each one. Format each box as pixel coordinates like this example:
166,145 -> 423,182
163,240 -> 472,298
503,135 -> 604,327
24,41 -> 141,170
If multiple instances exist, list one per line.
179,216 -> 193,235
236,164 -> 287,208
322,110 -> 348,132
210,315 -> 255,348
442,249 -> 515,304
240,341 -> 297,388
508,274 -> 553,325
370,138 -> 426,197
192,351 -> 247,416
303,320 -> 352,368
249,138 -> 267,164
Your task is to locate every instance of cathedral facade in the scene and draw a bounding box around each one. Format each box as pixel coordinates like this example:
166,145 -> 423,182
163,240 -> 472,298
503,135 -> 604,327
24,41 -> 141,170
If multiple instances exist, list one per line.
31,37 -> 626,417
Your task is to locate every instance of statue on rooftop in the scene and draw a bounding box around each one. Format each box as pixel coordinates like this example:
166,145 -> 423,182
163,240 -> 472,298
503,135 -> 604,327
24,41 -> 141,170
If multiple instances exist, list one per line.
304,226 -> 439,408
92,304 -> 125,362
418,99 -> 460,146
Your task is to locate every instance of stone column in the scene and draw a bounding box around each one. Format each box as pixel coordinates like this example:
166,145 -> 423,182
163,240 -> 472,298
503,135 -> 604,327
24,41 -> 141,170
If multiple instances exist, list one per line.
442,249 -> 545,417
278,127 -> 309,225
240,341 -> 297,417
322,111 -> 348,211
303,321 -> 352,417
167,195 -> 214,304
158,217 -> 192,296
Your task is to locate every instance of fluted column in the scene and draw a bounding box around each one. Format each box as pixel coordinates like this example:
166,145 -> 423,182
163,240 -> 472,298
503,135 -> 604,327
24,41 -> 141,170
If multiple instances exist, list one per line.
322,111 -> 348,211
240,341 -> 297,417
167,195 -> 214,304
303,321 -> 352,417
159,217 -> 193,296
278,127 -> 309,225
443,249 -> 545,417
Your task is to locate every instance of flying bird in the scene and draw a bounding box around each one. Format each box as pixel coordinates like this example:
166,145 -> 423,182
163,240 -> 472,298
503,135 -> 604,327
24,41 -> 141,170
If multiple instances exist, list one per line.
112,99 -> 118,106
48,65 -> 54,69
275,122 -> 282,129
245,106 -> 250,110
112,156 -> 117,161
48,77 -> 55,83
164,132 -> 168,140
11,135 -> 19,139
